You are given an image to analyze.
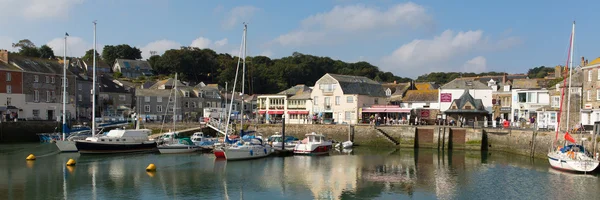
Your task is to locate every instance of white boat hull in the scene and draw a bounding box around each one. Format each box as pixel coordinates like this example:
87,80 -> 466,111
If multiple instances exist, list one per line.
294,144 -> 332,155
548,152 -> 599,172
271,142 -> 296,151
224,145 -> 272,161
55,140 -> 78,152
158,146 -> 199,154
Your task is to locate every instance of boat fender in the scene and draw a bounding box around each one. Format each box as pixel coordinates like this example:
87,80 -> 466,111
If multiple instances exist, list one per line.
264,148 -> 267,154
249,150 -> 253,156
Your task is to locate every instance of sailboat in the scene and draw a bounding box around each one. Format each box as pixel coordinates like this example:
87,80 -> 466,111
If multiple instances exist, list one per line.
547,21 -> 599,172
158,73 -> 201,154
213,24 -> 272,160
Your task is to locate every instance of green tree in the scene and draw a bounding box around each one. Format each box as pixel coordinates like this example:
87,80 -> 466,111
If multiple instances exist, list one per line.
82,49 -> 100,61
38,45 -> 55,59
102,44 -> 143,67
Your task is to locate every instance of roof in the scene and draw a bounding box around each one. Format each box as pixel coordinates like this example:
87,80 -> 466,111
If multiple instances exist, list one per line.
0,60 -> 20,70
99,75 -> 130,93
8,55 -> 76,75
142,81 -> 156,89
382,82 -> 411,96
136,89 -> 172,97
149,78 -> 185,89
289,89 -> 313,100
583,57 -> 600,68
440,78 -> 490,89
444,90 -> 488,114
402,89 -> 438,102
278,84 -> 312,96
324,73 -> 386,97
115,59 -> 152,70
202,84 -> 225,91
554,68 -> 583,88
512,79 -> 551,89
415,82 -> 438,90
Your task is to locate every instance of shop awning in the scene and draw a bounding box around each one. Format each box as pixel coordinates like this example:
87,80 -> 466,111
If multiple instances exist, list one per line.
267,110 -> 284,115
258,110 -> 266,114
288,110 -> 309,114
362,107 -> 411,113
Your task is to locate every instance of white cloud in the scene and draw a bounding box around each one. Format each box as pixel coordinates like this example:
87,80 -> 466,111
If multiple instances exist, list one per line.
380,30 -> 485,77
0,0 -> 84,21
258,50 -> 273,58
0,36 -> 15,51
222,6 -> 259,29
463,56 -> 487,73
190,37 -> 212,49
140,40 -> 182,59
46,36 -> 91,57
214,38 -> 228,47
272,3 -> 432,47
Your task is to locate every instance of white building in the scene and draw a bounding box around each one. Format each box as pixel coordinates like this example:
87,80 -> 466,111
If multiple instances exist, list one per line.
439,78 -> 494,114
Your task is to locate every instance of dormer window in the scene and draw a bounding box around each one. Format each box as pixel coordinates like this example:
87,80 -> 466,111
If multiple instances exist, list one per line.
385,88 -> 392,97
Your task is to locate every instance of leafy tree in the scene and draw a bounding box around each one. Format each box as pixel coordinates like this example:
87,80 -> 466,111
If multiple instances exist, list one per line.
82,49 -> 100,61
38,45 -> 55,59
102,44 -> 142,67
12,39 -> 36,49
527,66 -> 554,78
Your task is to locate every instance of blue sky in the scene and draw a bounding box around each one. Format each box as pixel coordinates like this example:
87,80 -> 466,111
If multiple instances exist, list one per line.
0,0 -> 597,78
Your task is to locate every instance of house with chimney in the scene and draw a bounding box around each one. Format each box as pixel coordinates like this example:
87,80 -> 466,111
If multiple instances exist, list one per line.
0,51 -> 24,121
112,58 -> 153,79
579,56 -> 600,126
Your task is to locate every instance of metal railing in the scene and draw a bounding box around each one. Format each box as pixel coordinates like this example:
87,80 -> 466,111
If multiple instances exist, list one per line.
206,118 -> 234,135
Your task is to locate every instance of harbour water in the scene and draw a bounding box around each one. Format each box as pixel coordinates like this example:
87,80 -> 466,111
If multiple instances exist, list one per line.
1,143 -> 599,200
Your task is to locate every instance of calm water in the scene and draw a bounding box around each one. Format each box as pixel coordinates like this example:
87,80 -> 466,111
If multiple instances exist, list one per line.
1,143 -> 599,200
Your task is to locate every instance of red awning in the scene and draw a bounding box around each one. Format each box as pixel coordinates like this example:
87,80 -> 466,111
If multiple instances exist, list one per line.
288,110 -> 309,114
258,110 -> 266,114
362,107 -> 411,113
267,110 -> 284,115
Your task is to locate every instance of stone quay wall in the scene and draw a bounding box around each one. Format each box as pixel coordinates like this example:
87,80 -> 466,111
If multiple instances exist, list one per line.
253,124 -> 600,159
0,121 -> 59,143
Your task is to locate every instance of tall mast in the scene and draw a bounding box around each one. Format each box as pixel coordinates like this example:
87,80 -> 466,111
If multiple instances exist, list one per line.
224,24 -> 246,136
240,23 -> 247,130
566,21 -> 575,135
92,21 -> 97,136
173,73 -> 177,133
62,33 -> 68,141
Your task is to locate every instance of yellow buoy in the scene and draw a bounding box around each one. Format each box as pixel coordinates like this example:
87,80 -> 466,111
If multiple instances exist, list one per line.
146,163 -> 156,172
26,161 -> 35,168
146,171 -> 155,177
66,159 -> 76,166
26,154 -> 36,160
66,166 -> 75,174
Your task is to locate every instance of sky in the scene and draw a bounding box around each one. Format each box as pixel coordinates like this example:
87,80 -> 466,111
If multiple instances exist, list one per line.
0,0 -> 598,78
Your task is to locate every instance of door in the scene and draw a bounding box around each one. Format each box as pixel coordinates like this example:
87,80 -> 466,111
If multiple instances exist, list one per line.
47,110 -> 54,121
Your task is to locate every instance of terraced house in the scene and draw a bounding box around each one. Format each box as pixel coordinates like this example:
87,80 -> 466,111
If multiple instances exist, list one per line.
0,50 -> 76,120
112,58 -> 153,78
257,84 -> 312,124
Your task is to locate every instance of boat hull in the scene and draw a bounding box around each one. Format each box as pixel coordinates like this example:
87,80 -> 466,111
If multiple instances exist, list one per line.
55,141 -> 78,152
224,146 -> 271,161
294,144 -> 332,156
548,152 -> 599,172
158,145 -> 200,154
214,149 -> 226,158
75,141 -> 158,154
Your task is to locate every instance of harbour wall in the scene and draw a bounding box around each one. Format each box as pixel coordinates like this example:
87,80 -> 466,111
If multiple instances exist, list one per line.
0,121 -> 59,143
253,124 -> 600,159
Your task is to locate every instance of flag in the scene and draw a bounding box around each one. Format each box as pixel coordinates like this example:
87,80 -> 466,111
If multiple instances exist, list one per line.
564,132 -> 576,143
65,32 -> 69,36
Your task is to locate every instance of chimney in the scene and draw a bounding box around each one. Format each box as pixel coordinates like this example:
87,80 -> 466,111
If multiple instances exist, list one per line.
393,80 -> 397,84
581,56 -> 585,66
502,73 -> 507,84
0,49 -> 8,64
585,59 -> 589,66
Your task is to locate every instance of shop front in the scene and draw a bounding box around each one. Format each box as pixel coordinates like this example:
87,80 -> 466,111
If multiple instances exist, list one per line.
360,105 -> 411,124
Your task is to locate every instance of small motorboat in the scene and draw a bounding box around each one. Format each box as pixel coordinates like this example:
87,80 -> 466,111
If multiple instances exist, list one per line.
294,132 -> 332,156
75,129 -> 157,154
335,140 -> 353,149
158,138 -> 200,154
191,132 -> 217,150
268,134 -> 299,151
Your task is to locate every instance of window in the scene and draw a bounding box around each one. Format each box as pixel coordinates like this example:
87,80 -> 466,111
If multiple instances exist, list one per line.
192,102 -> 196,108
346,96 -> 353,103
465,106 -> 472,109
78,83 -> 82,90
51,77 -> 55,83
324,97 -> 330,106
46,91 -> 51,102
587,90 -> 591,101
550,113 -> 556,123
527,92 -> 537,103
145,96 -> 151,102
589,70 -> 592,82
46,76 -> 50,83
597,90 -> 600,101
185,101 -> 189,108
6,85 -> 11,94
119,95 -> 126,101
157,105 -> 163,112
6,97 -> 11,106
551,96 -> 560,108
385,88 -> 391,96
6,72 -> 11,81
78,94 -> 82,102
314,96 -> 319,105
32,110 -> 39,117
374,98 -> 379,105
206,102 -> 211,107
184,91 -> 190,97
144,105 -> 150,112
345,111 -> 351,121
51,91 -> 55,99
335,96 -> 340,105
168,106 -> 174,112
597,69 -> 600,80
61,77 -> 68,87
34,90 -> 39,102
34,75 -> 39,82
157,97 -> 162,102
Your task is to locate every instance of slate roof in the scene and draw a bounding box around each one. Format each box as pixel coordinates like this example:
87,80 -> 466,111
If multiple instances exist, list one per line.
142,81 -> 156,89
402,90 -> 439,102
278,84 -> 312,96
326,73 -> 386,97
289,89 -> 313,100
136,89 -> 172,97
99,75 -> 130,93
115,59 -> 152,70
382,82 -> 411,96
149,78 -> 185,89
8,55 -> 76,75
0,60 -> 20,70
444,90 -> 488,114
511,79 -> 551,89
440,78 -> 490,89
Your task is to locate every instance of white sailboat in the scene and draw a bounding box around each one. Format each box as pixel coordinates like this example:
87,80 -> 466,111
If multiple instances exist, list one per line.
158,73 -> 200,154
547,21 -> 599,172
213,24 -> 272,160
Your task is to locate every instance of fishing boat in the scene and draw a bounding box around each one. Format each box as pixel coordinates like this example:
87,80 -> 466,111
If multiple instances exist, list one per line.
547,21 -> 599,172
75,129 -> 157,154
191,132 -> 217,149
213,24 -> 272,161
294,132 -> 333,155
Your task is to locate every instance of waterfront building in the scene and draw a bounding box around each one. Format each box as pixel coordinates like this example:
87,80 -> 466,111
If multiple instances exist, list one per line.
439,78 -> 494,115
444,89 -> 489,126
112,58 -> 153,79
257,84 -> 312,124
510,79 -> 551,127
579,57 -> 600,126
382,81 -> 411,105
0,52 -> 24,121
538,67 -> 582,131
97,75 -> 133,119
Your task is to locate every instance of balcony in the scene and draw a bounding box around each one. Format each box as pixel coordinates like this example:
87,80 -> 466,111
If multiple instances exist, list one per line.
322,89 -> 334,96
287,105 -> 306,109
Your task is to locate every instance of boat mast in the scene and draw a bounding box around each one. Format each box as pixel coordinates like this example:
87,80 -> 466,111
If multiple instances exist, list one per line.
240,23 -> 247,131
566,21 -> 575,138
224,24 -> 246,137
173,73 -> 178,133
92,21 -> 97,136
62,33 -> 68,141
553,22 -> 575,148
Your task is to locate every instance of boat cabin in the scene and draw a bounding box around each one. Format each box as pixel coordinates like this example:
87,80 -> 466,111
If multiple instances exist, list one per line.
303,132 -> 326,143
